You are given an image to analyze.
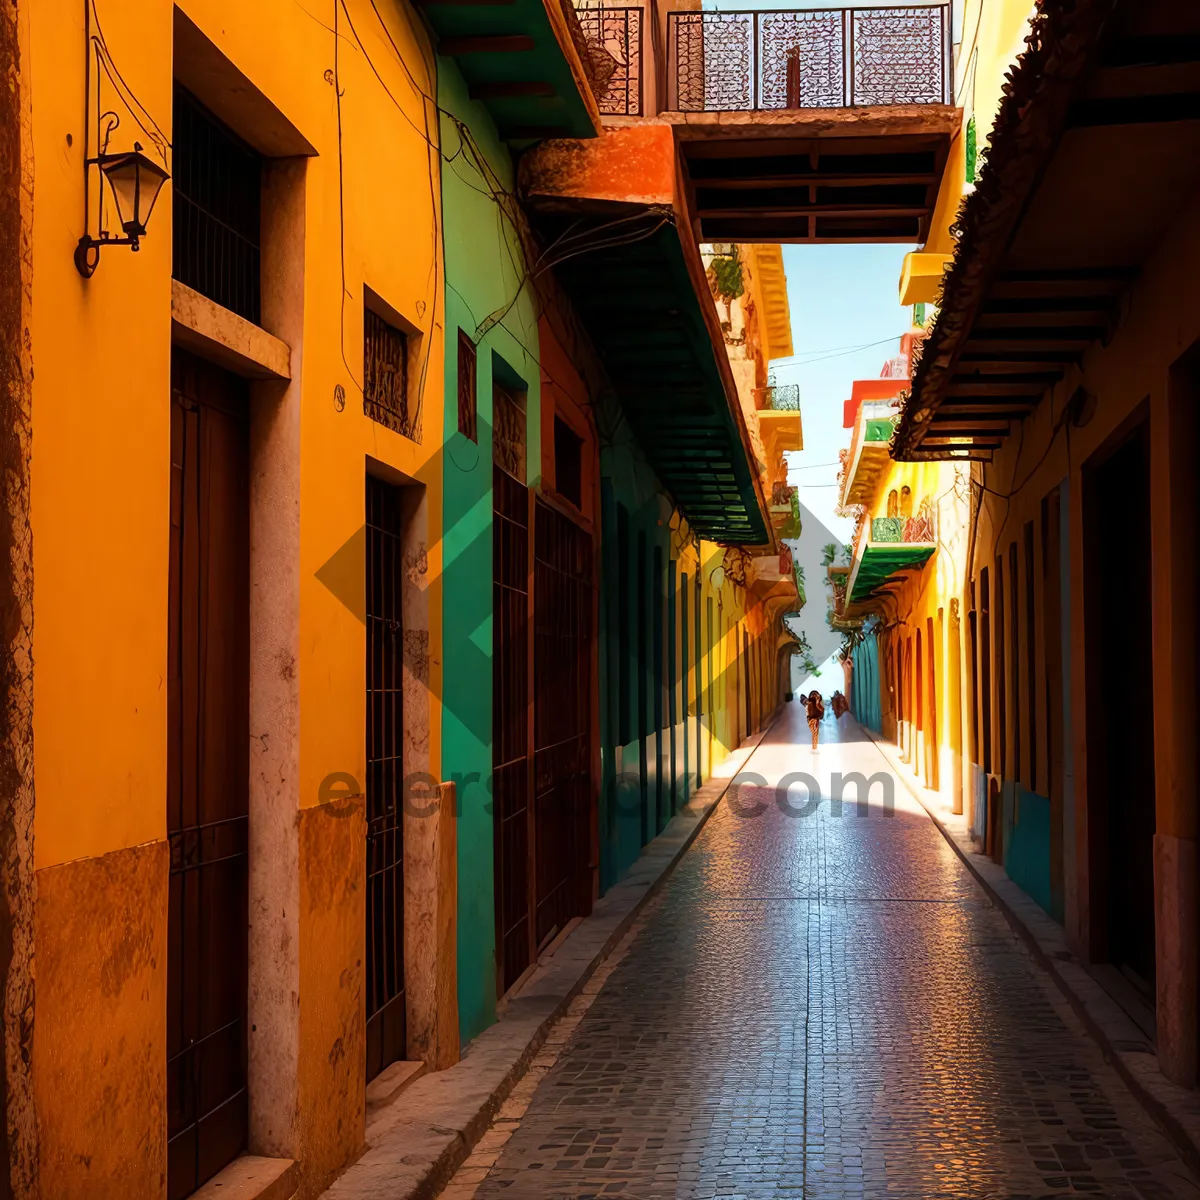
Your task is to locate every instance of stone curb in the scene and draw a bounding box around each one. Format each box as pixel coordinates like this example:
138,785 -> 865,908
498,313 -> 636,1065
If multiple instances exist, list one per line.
322,715 -> 781,1200
861,723 -> 1200,1182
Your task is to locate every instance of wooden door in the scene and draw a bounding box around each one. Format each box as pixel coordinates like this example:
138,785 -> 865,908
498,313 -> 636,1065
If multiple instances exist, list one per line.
365,476 -> 407,1081
167,349 -> 250,1200
532,498 -> 593,950
493,380 -> 531,995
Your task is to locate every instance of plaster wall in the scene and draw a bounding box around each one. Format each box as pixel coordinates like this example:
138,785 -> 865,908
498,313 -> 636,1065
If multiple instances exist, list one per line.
26,0 -> 445,1192
966,179 -> 1200,1082
439,55 -> 570,1043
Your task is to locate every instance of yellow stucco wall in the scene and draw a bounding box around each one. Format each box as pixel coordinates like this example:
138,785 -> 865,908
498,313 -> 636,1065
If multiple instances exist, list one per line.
28,0 -> 444,1193
901,0 -> 1037,297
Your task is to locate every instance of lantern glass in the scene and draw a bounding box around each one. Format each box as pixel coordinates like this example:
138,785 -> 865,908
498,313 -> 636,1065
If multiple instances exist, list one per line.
99,149 -> 169,240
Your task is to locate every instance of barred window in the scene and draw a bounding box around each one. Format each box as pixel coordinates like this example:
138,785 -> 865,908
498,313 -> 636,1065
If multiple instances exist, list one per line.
554,416 -> 582,509
457,331 -> 477,442
173,85 -> 262,324
493,382 -> 526,481
364,306 -> 416,441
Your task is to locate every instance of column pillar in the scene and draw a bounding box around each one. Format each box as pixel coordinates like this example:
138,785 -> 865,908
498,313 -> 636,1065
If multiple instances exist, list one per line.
1150,368 -> 1199,1087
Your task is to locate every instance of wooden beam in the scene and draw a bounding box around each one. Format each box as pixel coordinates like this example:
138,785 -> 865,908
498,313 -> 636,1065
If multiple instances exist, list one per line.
687,172 -> 939,190
994,267 -> 1134,284
936,404 -> 1037,419
978,295 -> 1119,315
908,451 -> 995,462
696,205 -> 929,220
1102,34 -> 1200,68
972,311 -> 1111,331
988,270 -> 1133,300
924,426 -> 1011,437
921,439 -> 1003,450
1069,91 -> 1200,127
966,325 -> 1102,342
947,373 -> 1057,393
470,81 -> 554,99
961,336 -> 1089,355
955,354 -> 1073,371
439,34 -> 534,54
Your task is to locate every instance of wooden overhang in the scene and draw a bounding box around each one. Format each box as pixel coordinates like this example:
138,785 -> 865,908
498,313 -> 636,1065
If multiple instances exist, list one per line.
420,0 -> 601,139
664,106 -> 959,244
544,212 -> 770,543
521,125 -> 772,545
894,0 -> 1200,460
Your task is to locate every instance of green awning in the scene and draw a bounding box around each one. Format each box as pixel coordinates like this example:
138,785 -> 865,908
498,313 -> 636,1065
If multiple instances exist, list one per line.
848,541 -> 935,603
548,220 -> 768,544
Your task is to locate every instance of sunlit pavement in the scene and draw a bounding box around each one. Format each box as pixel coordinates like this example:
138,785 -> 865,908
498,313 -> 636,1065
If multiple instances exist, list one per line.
445,706 -> 1200,1200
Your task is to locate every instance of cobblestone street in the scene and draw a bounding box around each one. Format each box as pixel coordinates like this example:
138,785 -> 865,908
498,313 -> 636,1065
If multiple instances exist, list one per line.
445,708 -> 1200,1200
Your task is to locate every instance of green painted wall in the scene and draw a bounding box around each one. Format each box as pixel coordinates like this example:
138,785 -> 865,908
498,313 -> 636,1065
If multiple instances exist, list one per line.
438,58 -> 542,1045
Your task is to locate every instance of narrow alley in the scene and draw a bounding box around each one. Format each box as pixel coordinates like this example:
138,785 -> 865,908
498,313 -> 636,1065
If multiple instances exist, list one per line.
446,705 -> 1199,1200
7,0 -> 1200,1195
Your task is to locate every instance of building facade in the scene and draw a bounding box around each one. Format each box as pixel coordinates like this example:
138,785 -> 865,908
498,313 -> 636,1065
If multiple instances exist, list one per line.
846,0 -> 1200,1094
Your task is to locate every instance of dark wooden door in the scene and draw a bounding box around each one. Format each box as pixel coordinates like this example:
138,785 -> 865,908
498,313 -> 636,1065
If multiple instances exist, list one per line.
533,499 -> 593,949
167,349 -> 250,1200
365,476 -> 407,1081
493,463 -> 531,994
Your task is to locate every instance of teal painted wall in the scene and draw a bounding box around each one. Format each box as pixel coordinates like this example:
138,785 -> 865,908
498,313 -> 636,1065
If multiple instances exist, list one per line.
1005,785 -> 1054,916
597,402 -> 698,891
438,59 -> 543,1045
851,633 -> 882,733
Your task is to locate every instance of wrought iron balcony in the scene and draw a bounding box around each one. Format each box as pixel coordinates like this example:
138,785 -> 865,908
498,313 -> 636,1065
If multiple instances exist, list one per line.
764,383 -> 801,411
576,4 -> 643,116
666,3 -> 951,113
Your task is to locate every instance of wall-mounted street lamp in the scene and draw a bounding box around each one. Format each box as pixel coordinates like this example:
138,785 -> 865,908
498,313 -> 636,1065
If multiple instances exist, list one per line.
74,142 -> 169,278
75,0 -> 170,279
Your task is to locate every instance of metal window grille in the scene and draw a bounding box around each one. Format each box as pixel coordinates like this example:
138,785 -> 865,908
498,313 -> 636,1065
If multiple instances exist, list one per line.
172,85 -> 262,324
493,383 -> 526,481
365,307 -> 416,441
765,383 -> 801,411
458,330 -> 478,441
576,6 -> 643,116
365,475 -> 407,1082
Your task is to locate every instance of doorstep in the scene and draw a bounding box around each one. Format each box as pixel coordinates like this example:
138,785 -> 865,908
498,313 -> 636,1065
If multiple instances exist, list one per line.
194,1155 -> 298,1200
862,724 -> 1200,1180
321,718 -> 778,1200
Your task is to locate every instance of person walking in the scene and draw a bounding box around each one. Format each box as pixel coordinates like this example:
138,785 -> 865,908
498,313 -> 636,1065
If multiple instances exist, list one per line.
804,689 -> 824,750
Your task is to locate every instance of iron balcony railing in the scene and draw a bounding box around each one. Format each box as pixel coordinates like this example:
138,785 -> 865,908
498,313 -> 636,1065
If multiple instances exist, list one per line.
576,5 -> 643,116
667,3 -> 951,113
765,382 -> 801,411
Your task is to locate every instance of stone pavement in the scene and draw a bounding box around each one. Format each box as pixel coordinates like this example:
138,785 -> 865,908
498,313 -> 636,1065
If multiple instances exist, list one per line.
442,706 -> 1200,1200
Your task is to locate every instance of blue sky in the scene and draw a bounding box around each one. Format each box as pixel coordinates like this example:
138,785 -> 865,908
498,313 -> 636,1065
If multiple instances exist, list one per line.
774,243 -> 915,692
776,243 -> 915,539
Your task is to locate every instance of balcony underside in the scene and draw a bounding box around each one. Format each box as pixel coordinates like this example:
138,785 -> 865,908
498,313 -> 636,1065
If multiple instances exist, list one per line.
841,428 -> 894,507
848,541 -> 935,604
671,109 -> 958,243
422,0 -> 600,139
533,208 -> 769,544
